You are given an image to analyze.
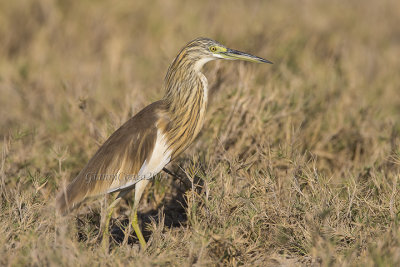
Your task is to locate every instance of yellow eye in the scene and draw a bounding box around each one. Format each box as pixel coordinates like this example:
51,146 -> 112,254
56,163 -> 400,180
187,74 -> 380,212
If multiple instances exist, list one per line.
210,46 -> 217,52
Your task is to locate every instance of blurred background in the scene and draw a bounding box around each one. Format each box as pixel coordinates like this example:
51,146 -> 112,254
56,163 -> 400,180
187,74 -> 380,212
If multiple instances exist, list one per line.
1,0 -> 400,265
1,0 -> 399,133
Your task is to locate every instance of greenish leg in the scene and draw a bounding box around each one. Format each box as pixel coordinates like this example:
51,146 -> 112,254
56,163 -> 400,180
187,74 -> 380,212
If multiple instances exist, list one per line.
102,196 -> 121,249
131,179 -> 150,250
131,205 -> 147,249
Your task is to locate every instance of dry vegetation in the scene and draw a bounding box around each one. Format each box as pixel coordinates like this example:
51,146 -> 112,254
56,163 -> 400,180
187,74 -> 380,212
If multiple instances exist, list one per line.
1,0 -> 400,266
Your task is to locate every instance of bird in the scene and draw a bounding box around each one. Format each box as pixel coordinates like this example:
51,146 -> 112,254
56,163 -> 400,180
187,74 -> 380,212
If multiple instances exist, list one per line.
56,37 -> 272,249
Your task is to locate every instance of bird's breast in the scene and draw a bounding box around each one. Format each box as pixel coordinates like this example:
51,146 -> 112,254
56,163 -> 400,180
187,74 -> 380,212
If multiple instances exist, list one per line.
162,102 -> 207,158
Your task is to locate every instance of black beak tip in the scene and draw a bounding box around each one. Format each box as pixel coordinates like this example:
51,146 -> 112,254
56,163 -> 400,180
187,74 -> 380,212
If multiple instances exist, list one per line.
262,58 -> 273,64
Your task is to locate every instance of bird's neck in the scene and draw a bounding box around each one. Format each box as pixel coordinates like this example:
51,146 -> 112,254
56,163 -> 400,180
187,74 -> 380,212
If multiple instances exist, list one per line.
161,62 -> 208,158
163,64 -> 208,116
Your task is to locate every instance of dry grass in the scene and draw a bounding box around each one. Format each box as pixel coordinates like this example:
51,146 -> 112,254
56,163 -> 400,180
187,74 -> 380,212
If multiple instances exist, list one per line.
1,0 -> 400,266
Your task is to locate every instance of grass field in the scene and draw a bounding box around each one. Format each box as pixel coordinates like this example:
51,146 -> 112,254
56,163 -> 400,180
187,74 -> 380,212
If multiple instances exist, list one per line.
1,0 -> 400,266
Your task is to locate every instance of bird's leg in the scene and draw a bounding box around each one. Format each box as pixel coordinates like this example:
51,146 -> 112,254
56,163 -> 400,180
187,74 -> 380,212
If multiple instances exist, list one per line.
131,179 -> 150,250
102,195 -> 121,249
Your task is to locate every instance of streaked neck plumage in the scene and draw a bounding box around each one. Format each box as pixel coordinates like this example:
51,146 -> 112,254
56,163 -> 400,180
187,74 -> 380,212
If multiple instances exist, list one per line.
163,50 -> 212,110
161,49 -> 213,158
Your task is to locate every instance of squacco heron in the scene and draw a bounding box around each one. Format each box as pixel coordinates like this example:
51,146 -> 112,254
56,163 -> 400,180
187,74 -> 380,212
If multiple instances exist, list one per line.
56,37 -> 272,249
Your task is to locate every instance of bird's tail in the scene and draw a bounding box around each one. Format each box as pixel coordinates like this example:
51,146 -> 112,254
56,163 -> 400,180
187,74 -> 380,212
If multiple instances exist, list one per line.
56,176 -> 88,215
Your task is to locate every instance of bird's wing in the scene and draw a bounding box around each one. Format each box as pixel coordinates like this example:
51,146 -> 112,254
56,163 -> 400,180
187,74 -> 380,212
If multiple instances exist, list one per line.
56,101 -> 170,214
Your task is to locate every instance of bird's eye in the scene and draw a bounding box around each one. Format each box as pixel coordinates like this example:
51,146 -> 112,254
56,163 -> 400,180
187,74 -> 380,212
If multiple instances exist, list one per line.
210,46 -> 217,52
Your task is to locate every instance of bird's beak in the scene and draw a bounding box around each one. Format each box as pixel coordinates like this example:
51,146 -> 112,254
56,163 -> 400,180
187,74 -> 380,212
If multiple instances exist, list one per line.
220,48 -> 273,64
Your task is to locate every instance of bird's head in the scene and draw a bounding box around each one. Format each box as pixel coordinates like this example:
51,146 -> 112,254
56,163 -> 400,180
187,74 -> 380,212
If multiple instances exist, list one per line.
175,37 -> 272,71
164,37 -> 272,106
